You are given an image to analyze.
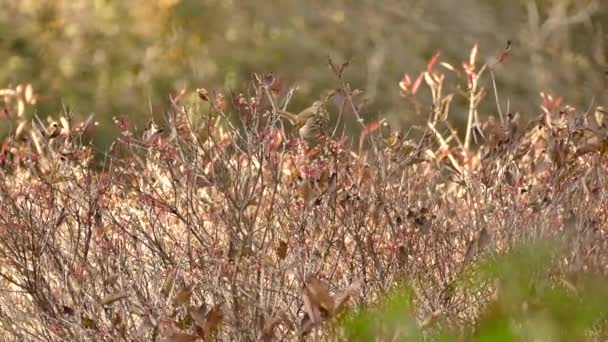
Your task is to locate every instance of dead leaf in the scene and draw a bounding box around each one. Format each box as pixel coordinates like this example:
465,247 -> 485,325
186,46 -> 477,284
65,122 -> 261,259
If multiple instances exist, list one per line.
189,304 -> 207,329
196,88 -> 209,102
203,303 -> 224,339
81,316 -> 98,330
160,271 -> 176,298
163,331 -> 199,342
173,285 -> 195,307
334,278 -> 363,314
463,237 -> 477,264
420,310 -> 443,330
136,315 -> 154,339
299,315 -> 316,337
303,275 -> 334,323
101,292 -> 129,306
104,273 -> 119,286
276,240 -> 288,260
161,271 -> 177,299
261,312 -> 288,340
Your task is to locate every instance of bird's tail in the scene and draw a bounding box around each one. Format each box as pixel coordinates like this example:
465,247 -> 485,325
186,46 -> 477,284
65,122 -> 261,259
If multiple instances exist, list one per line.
277,110 -> 301,126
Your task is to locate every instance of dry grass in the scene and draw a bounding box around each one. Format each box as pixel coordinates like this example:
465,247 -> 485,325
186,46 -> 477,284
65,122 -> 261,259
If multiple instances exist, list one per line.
0,46 -> 607,341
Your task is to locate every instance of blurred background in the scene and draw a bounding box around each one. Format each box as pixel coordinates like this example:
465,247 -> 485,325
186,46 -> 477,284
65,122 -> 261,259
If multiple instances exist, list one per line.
0,0 -> 606,147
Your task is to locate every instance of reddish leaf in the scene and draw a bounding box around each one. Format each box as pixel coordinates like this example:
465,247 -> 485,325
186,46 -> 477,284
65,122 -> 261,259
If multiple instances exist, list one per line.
411,72 -> 424,95
426,52 -> 441,73
495,40 -> 512,65
399,74 -> 412,92
363,122 -> 380,135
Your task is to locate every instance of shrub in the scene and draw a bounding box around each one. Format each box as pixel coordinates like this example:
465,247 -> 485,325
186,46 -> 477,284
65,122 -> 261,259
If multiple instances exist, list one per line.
0,45 -> 607,341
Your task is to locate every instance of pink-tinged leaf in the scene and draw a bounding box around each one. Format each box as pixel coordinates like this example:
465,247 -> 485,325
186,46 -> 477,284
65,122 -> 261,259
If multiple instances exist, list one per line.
363,122 -> 380,135
360,122 -> 379,150
336,136 -> 349,147
463,62 -> 474,82
495,40 -> 512,65
440,62 -> 457,73
0,89 -> 16,97
432,72 -> 444,84
469,44 -> 478,67
17,99 -> 25,117
214,92 -> 226,111
496,50 -> 510,65
540,92 -> 549,101
427,52 -> 441,73
267,128 -> 283,150
399,74 -> 411,92
24,84 -> 34,103
424,72 -> 435,88
411,72 -> 424,95
540,93 -> 564,113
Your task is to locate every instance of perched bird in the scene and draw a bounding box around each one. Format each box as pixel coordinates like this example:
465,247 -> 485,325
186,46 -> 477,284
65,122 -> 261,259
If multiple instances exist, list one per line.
278,101 -> 330,146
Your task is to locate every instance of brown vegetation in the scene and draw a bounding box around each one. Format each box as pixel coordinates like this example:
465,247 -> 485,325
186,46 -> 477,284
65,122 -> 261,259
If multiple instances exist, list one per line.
0,47 -> 607,341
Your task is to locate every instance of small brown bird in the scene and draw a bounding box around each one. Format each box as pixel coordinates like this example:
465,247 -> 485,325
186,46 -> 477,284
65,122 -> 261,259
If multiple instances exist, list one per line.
278,101 -> 330,146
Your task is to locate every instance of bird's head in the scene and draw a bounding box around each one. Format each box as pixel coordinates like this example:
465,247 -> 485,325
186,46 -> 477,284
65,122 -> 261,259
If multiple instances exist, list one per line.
311,101 -> 324,113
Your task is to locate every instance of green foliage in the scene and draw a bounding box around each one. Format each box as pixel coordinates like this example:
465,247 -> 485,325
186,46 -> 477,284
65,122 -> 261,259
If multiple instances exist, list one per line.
341,285 -> 421,341
339,241 -> 608,341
